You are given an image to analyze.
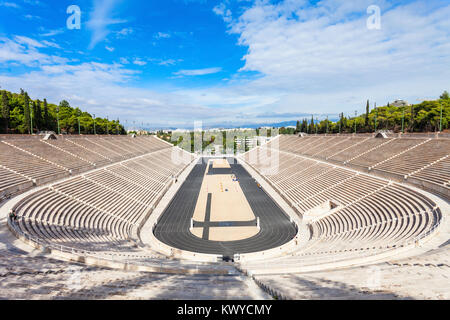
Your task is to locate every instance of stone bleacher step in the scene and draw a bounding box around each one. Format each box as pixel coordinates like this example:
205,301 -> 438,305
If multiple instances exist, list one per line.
104,167 -> 160,194
282,166 -> 337,193
407,154 -> 450,179
344,138 -> 396,164
312,137 -> 350,157
2,140 -> 70,173
81,175 -> 149,207
305,137 -> 338,156
0,163 -> 34,183
371,138 -> 432,172
88,138 -> 125,158
51,186 -> 136,227
326,137 -> 371,160
117,162 -> 165,186
296,171 -> 358,208
67,139 -> 113,162
42,140 -> 96,166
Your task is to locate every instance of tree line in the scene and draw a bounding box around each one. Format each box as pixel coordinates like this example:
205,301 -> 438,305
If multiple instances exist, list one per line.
0,89 -> 126,135
291,91 -> 450,135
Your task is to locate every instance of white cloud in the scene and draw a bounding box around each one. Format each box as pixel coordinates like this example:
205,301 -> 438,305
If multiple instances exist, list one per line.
24,14 -> 41,20
147,58 -> 183,66
213,3 -> 232,23
174,67 -> 222,76
132,58 -> 147,66
214,0 -> 450,115
0,1 -> 19,8
0,66 -> 225,127
2,1 -> 450,128
154,32 -> 171,39
87,0 -> 127,49
0,37 -> 240,128
23,0 -> 42,5
105,46 -> 115,52
115,27 -> 133,38
0,36 -> 67,67
41,40 -> 61,49
158,59 -> 182,66
39,28 -> 64,37
14,35 -> 45,48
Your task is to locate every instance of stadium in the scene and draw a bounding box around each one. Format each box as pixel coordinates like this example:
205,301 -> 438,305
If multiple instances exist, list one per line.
1,0 -> 450,305
0,132 -> 448,300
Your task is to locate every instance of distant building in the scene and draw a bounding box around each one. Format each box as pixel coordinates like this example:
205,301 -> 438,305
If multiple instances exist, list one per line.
390,99 -> 410,107
235,136 -> 257,151
127,130 -> 149,136
256,136 -> 272,146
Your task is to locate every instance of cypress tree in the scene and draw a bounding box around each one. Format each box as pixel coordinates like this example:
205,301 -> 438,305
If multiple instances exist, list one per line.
409,104 -> 415,131
35,99 -> 42,131
23,92 -> 31,134
365,100 -> 370,128
1,91 -> 10,133
31,101 -> 36,133
43,99 -> 50,130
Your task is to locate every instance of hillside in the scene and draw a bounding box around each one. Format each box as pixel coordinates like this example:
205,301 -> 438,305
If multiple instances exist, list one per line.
0,89 -> 125,135
294,91 -> 450,134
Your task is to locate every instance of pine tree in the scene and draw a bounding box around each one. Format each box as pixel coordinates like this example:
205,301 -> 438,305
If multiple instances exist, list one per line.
365,100 -> 370,128
296,120 -> 300,133
31,101 -> 36,133
409,104 -> 415,131
23,92 -> 31,134
310,115 -> 314,134
43,99 -> 50,130
35,99 -> 42,131
1,91 -> 10,133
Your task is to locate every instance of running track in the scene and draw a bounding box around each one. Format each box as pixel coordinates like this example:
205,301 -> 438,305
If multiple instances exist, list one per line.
153,158 -> 297,257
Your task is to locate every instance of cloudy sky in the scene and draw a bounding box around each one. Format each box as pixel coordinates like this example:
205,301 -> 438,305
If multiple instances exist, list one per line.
0,0 -> 449,129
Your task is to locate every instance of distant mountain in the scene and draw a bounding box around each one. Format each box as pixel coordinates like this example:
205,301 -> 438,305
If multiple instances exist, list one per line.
232,120 -> 299,129
217,118 -> 340,129
142,117 -> 341,131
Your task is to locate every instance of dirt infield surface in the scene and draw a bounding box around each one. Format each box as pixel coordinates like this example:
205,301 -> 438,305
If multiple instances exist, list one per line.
192,159 -> 259,241
153,157 -> 297,256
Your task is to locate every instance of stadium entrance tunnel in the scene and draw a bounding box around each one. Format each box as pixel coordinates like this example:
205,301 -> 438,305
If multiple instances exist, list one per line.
153,157 -> 298,257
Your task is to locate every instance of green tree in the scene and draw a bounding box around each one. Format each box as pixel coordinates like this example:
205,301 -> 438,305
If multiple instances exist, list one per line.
408,104 -> 415,132
43,99 -> 50,130
23,91 -> 31,134
1,91 -> 10,133
365,100 -> 370,128
34,99 -> 42,131
440,90 -> 449,100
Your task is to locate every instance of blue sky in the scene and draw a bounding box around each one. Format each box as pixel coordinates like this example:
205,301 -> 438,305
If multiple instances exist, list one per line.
0,0 -> 449,129
0,0 -> 247,88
